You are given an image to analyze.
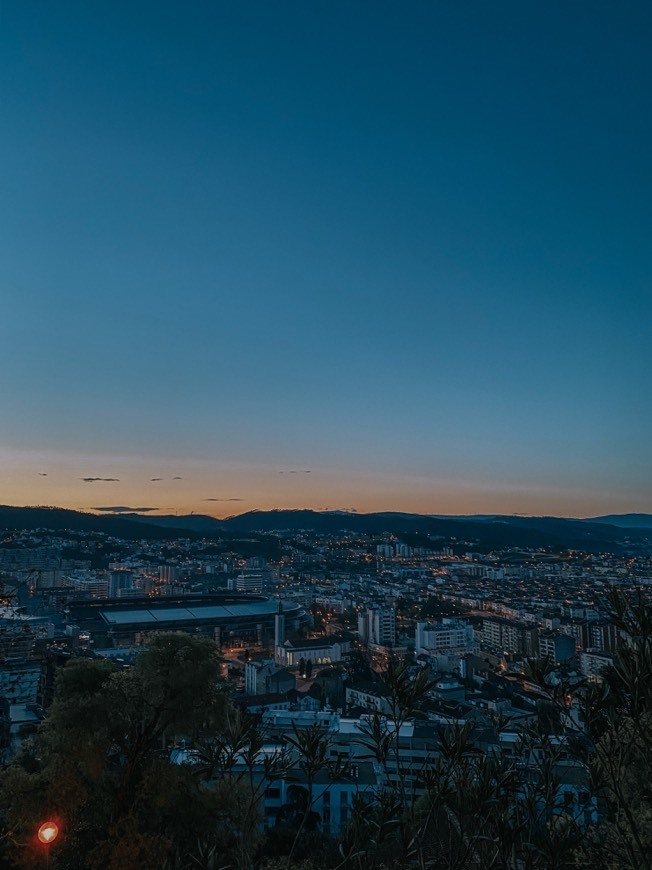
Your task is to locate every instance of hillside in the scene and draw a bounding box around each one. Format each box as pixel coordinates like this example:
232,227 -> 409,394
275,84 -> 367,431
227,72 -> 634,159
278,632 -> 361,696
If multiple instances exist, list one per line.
217,509 -> 651,553
1,505 -> 651,554
585,513 -> 652,530
0,505 -> 192,541
115,513 -> 226,533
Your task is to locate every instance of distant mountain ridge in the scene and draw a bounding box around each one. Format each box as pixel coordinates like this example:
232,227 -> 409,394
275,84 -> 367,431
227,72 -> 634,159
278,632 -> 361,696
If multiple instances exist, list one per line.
1,505 -> 650,553
116,512 -> 226,533
0,505 -> 194,540
215,509 -> 651,553
584,513 -> 652,529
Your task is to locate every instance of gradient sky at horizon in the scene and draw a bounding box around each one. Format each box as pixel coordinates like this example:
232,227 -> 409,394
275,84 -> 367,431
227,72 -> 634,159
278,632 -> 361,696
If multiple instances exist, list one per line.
1,1 -> 651,518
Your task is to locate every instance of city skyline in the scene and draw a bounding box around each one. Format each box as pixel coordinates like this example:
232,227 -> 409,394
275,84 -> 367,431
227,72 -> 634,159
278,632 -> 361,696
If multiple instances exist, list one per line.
2,3 -> 651,517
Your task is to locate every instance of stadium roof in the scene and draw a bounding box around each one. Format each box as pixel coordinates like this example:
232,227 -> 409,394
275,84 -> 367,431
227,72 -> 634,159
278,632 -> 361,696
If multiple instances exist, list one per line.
98,597 -> 291,626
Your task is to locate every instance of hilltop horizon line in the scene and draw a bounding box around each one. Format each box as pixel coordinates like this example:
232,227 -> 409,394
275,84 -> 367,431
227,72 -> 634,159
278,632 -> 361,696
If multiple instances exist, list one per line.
3,502 -> 651,523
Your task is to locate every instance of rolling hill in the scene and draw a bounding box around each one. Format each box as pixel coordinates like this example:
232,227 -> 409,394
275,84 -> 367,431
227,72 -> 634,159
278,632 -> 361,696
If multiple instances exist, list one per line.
1,505 -> 651,554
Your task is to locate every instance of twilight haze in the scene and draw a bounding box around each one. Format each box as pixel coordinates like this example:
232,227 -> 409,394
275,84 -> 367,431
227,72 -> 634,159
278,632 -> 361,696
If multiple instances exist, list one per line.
1,2 -> 650,518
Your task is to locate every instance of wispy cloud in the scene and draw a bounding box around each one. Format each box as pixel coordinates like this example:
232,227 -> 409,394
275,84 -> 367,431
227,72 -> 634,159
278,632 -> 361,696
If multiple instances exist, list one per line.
203,498 -> 244,502
38,472 -> 48,476
150,478 -> 163,481
81,477 -> 120,482
93,506 -> 158,513
279,470 -> 312,474
172,476 -> 183,480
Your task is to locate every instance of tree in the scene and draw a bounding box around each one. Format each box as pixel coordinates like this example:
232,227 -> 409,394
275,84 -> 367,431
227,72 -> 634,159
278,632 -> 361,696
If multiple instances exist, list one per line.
0,633 -> 230,869
353,661 -> 437,867
574,590 -> 652,869
192,707 -> 293,869
281,722 -> 348,869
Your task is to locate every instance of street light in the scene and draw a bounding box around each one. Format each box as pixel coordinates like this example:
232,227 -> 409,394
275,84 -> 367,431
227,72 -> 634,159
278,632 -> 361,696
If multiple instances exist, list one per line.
37,822 -> 59,845
37,821 -> 59,868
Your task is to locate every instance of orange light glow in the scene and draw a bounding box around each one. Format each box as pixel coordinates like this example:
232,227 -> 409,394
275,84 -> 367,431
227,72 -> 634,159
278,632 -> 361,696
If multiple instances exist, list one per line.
37,821 -> 59,845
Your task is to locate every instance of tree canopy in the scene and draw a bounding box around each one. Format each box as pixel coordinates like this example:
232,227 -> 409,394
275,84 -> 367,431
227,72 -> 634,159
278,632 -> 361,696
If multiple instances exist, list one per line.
0,633 -> 229,869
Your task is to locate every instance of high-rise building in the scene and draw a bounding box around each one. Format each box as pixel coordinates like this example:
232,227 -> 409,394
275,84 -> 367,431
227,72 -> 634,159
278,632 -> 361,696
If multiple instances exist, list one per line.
67,574 -> 108,598
538,632 -> 575,664
481,618 -> 538,656
588,621 -> 620,653
559,619 -> 590,651
159,565 -> 180,583
358,608 -> 396,646
229,574 -> 265,594
415,619 -> 476,657
580,649 -> 615,683
108,570 -> 133,598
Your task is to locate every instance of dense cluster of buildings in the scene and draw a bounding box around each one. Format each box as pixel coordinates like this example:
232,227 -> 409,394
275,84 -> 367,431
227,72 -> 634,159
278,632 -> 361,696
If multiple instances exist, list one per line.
1,520 -> 649,834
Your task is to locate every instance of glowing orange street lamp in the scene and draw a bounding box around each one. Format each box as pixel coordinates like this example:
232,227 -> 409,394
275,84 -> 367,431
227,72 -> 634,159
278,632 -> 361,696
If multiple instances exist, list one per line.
37,821 -> 59,867
37,822 -> 59,845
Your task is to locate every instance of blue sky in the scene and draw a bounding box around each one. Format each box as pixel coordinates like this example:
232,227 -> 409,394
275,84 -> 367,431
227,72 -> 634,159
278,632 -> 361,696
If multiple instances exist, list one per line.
1,1 -> 650,517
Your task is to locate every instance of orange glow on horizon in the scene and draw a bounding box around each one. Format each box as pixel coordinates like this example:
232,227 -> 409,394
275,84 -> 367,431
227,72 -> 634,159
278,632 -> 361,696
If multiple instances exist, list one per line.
0,447 -> 648,520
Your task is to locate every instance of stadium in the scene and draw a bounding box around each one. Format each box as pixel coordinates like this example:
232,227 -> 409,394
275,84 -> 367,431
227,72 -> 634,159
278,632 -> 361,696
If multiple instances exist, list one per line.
66,594 -> 308,649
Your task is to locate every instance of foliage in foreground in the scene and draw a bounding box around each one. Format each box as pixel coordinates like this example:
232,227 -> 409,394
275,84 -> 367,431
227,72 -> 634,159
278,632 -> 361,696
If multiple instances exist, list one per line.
0,633 -> 231,869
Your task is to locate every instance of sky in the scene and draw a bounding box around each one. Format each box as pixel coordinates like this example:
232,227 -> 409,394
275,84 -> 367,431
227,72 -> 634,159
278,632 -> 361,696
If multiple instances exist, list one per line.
1,1 -> 651,519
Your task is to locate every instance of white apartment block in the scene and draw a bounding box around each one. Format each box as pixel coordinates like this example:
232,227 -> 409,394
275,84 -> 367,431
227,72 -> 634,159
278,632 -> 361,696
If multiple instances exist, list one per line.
580,649 -> 615,683
358,607 -> 396,646
415,619 -> 476,657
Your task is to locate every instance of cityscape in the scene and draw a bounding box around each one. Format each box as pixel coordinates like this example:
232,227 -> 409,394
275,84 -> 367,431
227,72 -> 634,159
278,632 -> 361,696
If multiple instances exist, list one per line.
0,507 -> 651,866
2,2 -> 651,869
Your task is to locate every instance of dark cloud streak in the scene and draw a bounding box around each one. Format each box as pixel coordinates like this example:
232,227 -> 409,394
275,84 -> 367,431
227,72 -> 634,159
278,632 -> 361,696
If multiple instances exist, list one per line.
81,477 -> 120,482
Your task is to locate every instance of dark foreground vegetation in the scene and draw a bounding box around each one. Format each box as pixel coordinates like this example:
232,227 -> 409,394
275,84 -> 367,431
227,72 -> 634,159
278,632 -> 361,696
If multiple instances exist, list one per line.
1,592 -> 651,869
